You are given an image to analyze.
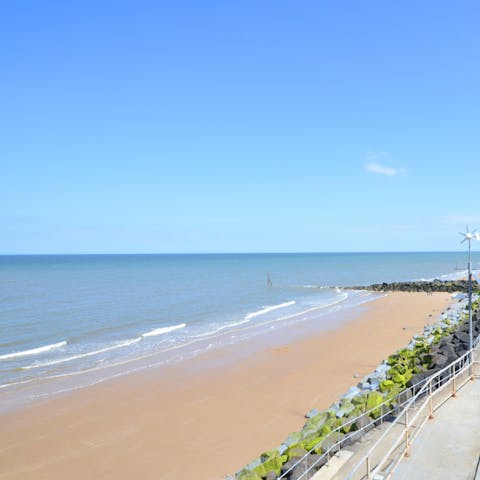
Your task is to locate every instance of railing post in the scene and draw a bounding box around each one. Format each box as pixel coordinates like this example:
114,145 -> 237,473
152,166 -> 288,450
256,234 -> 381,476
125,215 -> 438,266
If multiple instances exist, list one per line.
404,408 -> 410,457
475,349 -> 478,378
366,456 -> 371,479
470,349 -> 475,380
472,349 -> 477,379
452,364 -> 457,397
428,380 -> 434,419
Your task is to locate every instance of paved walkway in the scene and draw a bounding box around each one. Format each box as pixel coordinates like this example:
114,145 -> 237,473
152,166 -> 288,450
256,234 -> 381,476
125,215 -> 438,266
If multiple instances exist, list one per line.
394,379 -> 480,480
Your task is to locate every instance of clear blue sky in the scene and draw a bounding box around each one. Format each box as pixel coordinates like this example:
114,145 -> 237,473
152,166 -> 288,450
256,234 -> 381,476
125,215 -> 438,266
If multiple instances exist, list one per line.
1,1 -> 480,254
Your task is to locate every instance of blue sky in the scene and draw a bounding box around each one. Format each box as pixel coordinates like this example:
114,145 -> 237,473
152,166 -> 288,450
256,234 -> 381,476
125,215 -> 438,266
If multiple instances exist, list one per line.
1,1 -> 480,254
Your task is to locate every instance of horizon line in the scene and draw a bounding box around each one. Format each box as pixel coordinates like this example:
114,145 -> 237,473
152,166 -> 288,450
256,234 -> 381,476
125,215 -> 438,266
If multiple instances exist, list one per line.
0,250 -> 471,256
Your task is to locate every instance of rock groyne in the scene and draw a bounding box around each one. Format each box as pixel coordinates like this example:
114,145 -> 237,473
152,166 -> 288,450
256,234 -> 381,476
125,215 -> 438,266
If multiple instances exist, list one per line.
348,279 -> 477,293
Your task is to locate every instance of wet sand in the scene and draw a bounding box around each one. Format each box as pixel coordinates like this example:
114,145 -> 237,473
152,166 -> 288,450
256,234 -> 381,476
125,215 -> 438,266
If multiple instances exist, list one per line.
0,292 -> 453,480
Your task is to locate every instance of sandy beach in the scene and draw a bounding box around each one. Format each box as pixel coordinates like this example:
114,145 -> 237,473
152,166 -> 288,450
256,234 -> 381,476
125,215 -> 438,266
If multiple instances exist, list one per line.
0,292 -> 453,480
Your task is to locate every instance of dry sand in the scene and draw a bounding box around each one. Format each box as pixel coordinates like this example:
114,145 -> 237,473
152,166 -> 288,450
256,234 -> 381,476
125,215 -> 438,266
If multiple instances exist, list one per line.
0,292 -> 453,480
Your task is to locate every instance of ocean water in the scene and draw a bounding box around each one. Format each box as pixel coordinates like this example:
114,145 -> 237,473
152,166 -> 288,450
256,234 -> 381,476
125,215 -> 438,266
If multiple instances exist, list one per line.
0,252 -> 478,409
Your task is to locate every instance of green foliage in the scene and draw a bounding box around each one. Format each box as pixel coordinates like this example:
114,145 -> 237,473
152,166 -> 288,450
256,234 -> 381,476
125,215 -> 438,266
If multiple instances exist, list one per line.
366,391 -> 385,419
314,430 -> 343,454
303,412 -> 327,432
388,365 -> 413,387
386,354 -> 399,366
384,384 -> 403,407
286,445 -> 307,460
245,450 -> 288,477
335,399 -> 355,418
351,393 -> 368,411
260,451 -> 288,476
341,407 -> 363,433
302,423 -> 331,450
379,379 -> 395,392
237,469 -> 262,480
301,434 -> 322,452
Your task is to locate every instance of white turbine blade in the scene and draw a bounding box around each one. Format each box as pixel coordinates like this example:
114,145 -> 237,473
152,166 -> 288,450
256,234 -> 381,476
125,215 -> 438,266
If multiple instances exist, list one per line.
459,232 -> 466,237
472,228 -> 478,235
466,225 -> 470,233
461,237 -> 467,244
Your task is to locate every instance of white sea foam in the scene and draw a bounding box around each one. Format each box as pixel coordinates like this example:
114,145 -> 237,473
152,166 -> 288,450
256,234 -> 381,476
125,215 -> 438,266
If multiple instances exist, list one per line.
193,295 -> 350,340
0,341 -> 67,360
244,301 -> 295,320
293,284 -> 328,289
22,338 -> 142,370
141,323 -> 186,337
193,318 -> 253,339
416,268 -> 480,283
0,378 -> 35,389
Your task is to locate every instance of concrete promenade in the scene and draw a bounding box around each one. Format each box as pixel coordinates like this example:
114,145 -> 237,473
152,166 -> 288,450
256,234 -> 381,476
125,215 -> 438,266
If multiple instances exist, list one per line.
394,378 -> 480,479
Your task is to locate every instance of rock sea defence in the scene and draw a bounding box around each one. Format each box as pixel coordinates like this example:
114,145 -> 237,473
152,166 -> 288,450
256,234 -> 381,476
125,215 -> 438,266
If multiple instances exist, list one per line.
349,279 -> 478,293
234,289 -> 478,480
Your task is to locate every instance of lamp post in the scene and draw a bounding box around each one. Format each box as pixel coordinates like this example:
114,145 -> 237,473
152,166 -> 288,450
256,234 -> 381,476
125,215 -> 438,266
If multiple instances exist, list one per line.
459,226 -> 477,352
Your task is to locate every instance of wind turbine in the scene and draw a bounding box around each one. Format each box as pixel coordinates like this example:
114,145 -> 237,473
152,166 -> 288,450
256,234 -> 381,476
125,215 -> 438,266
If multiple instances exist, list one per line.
459,226 -> 477,351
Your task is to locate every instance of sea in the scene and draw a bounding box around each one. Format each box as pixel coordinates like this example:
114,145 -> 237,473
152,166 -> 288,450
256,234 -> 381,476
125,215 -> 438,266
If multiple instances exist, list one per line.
1,252 -> 478,411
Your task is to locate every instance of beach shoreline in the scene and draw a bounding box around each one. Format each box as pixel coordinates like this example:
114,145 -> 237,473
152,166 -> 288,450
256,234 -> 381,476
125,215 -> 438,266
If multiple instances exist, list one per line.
0,291 -> 453,480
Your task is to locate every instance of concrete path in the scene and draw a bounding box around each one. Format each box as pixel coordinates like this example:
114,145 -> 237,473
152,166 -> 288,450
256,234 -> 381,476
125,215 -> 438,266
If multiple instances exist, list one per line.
394,379 -> 480,480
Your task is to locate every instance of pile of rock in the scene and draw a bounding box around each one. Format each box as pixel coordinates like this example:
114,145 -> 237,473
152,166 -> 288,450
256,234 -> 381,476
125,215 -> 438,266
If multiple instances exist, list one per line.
349,279 -> 478,293
409,310 -> 480,389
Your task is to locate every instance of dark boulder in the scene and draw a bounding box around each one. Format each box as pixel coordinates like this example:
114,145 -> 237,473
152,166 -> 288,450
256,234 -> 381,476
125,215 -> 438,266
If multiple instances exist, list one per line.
396,387 -> 413,409
287,454 -> 326,480
342,430 -> 363,446
353,413 -> 373,431
437,336 -> 454,348
456,347 -> 469,358
321,433 -> 344,455
408,369 -> 439,393
454,331 -> 470,345
432,353 -> 449,369
281,459 -> 299,476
